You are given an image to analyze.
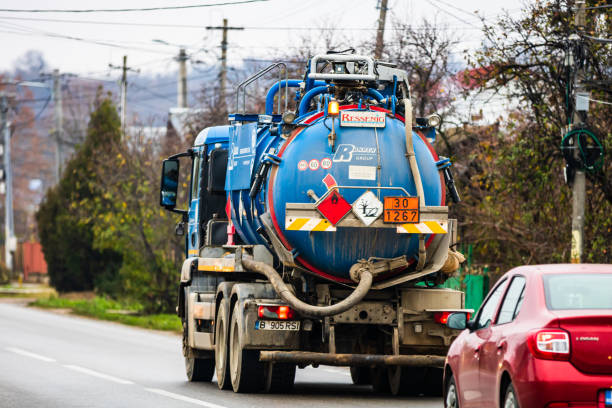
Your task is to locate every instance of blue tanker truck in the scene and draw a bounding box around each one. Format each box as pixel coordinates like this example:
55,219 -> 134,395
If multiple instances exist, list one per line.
159,52 -> 468,395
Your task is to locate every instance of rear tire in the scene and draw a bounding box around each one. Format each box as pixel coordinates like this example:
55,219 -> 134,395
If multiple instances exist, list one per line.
445,373 -> 459,408
215,298 -> 232,390
264,363 -> 296,393
185,354 -> 215,382
229,302 -> 266,393
503,383 -> 519,408
370,366 -> 391,393
350,366 -> 371,385
388,366 -> 423,396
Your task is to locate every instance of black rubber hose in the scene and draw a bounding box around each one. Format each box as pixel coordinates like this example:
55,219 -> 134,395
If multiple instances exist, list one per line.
241,257 -> 373,318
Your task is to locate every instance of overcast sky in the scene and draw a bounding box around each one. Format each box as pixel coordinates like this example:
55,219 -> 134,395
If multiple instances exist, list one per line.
0,0 -> 521,80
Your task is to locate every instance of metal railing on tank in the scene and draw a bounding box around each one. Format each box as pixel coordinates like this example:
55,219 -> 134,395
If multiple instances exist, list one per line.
235,62 -> 288,115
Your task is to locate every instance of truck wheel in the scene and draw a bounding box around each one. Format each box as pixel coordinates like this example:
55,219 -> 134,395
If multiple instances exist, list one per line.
215,298 -> 232,390
183,291 -> 214,382
264,363 -> 296,393
370,366 -> 390,393
185,354 -> 215,382
229,302 -> 266,393
423,367 -> 443,396
350,366 -> 371,385
389,367 -> 427,396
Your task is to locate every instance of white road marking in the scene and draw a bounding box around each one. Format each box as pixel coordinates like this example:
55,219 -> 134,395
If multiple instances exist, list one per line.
5,347 -> 56,362
145,388 -> 228,408
63,365 -> 134,385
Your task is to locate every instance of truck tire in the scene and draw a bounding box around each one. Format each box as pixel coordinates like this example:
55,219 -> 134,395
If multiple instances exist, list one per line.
264,363 -> 296,393
350,366 -> 371,385
370,366 -> 391,393
183,289 -> 214,382
229,302 -> 266,393
215,298 -> 232,390
185,353 -> 215,382
423,367 -> 443,396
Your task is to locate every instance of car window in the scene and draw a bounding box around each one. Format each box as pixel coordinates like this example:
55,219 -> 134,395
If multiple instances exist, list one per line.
543,273 -> 612,310
476,279 -> 507,330
496,276 -> 526,325
190,156 -> 200,201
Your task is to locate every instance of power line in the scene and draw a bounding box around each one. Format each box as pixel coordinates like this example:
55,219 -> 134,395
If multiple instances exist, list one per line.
0,0 -> 268,13
0,16 -> 483,31
585,4 -> 612,10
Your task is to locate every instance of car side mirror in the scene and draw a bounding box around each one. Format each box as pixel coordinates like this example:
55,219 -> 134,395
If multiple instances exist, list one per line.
160,159 -> 179,209
446,312 -> 469,330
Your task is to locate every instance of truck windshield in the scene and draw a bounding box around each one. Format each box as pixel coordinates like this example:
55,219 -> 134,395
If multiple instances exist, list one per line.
543,273 -> 612,310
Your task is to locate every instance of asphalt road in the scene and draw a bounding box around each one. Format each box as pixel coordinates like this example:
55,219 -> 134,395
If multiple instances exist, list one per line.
0,300 -> 442,408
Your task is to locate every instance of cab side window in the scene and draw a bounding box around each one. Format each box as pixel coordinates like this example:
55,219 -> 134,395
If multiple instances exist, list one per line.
190,156 -> 201,201
496,276 -> 526,325
476,279 -> 507,330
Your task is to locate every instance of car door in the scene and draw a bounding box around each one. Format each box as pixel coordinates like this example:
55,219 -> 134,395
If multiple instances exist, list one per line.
479,275 -> 526,407
457,279 -> 508,407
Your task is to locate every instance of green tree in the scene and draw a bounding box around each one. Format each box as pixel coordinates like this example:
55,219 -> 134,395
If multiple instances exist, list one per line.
37,92 -> 122,292
453,0 -> 611,270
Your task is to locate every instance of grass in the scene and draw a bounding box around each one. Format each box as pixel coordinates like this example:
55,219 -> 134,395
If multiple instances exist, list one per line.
31,296 -> 182,333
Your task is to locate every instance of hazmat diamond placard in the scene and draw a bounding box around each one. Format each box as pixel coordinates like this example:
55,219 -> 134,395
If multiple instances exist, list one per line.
315,189 -> 351,226
352,190 -> 383,226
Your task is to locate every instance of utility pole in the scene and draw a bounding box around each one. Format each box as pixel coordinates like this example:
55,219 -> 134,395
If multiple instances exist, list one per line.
206,19 -> 244,109
178,48 -> 188,108
0,94 -> 15,272
374,0 -> 389,59
569,0 -> 588,264
52,69 -> 63,184
109,56 -> 138,134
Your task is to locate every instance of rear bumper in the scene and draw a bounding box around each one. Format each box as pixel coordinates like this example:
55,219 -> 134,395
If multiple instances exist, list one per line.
514,359 -> 612,408
259,351 -> 446,367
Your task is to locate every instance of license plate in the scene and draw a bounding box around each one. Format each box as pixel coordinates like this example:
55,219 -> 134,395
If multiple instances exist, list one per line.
605,389 -> 612,406
255,320 -> 300,331
383,196 -> 419,224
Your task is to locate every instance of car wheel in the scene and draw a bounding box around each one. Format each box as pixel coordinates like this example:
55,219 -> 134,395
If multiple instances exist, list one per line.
503,383 -> 520,408
215,298 -> 232,390
445,373 -> 459,408
183,288 -> 214,382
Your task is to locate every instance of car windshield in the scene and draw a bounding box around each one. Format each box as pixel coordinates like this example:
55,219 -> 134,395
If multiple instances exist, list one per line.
543,273 -> 612,310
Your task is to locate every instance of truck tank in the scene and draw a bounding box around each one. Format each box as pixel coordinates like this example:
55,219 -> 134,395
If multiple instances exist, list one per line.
221,55 -> 458,285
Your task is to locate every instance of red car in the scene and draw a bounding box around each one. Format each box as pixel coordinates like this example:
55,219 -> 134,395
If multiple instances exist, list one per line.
443,264 -> 612,408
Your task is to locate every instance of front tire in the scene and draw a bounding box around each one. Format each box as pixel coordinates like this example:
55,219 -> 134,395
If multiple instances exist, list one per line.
229,302 -> 266,393
503,383 -> 519,408
183,289 -> 214,382
445,373 -> 459,408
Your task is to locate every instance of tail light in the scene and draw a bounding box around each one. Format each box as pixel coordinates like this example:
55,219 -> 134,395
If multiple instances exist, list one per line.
433,311 -> 471,325
257,305 -> 295,320
527,329 -> 570,361
434,312 -> 451,324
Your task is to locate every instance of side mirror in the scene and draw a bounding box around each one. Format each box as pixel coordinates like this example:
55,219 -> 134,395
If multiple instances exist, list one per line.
446,312 -> 468,330
160,159 -> 179,209
175,221 -> 185,236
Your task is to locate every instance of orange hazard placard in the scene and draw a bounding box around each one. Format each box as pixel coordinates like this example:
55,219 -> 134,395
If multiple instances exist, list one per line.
383,196 -> 420,224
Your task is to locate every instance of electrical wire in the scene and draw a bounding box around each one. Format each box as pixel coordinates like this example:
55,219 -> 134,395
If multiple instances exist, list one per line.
0,0 -> 268,13
577,95 -> 612,106
12,94 -> 52,128
582,35 -> 612,44
585,4 -> 612,10
0,16 -> 483,31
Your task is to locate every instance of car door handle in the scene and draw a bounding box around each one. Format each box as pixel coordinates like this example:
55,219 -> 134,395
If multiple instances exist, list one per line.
497,341 -> 506,350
